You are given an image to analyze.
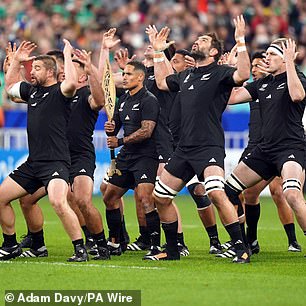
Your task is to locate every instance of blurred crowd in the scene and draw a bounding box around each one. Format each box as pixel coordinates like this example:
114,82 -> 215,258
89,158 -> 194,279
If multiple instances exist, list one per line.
0,0 -> 306,116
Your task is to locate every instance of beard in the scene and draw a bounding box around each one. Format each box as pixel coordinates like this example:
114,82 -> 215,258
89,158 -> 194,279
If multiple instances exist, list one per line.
190,50 -> 207,62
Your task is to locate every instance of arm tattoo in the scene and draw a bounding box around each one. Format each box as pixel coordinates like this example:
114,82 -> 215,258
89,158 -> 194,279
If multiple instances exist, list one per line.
123,120 -> 156,144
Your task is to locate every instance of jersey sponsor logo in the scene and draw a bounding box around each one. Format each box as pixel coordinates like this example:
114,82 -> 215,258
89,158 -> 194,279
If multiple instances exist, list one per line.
52,171 -> 59,176
265,94 -> 272,99
42,92 -> 49,98
132,103 -> 140,111
188,85 -> 194,90
158,155 -> 163,160
72,95 -> 79,103
30,103 -> 38,107
183,74 -> 191,83
125,115 -> 130,120
259,84 -> 268,91
148,75 -> 155,81
79,169 -> 86,173
209,158 -> 216,163
201,73 -> 211,81
277,82 -> 286,90
30,91 -> 37,98
288,154 -> 295,159
140,174 -> 148,179
119,102 -> 125,111
255,99 -> 259,103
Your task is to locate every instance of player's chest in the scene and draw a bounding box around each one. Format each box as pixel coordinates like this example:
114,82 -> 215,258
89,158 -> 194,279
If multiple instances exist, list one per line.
257,81 -> 288,108
118,100 -> 142,123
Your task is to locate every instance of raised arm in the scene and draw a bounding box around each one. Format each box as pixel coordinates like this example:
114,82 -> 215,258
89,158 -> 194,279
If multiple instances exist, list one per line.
227,87 -> 252,105
232,15 -> 251,85
60,39 -> 78,97
148,26 -> 175,91
5,41 -> 36,92
98,28 -> 121,81
74,49 -> 105,110
282,39 -> 305,103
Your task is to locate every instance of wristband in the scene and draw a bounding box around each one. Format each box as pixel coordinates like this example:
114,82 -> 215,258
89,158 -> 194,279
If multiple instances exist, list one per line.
237,46 -> 247,53
154,50 -> 163,54
153,57 -> 165,63
118,138 -> 124,146
237,37 -> 245,44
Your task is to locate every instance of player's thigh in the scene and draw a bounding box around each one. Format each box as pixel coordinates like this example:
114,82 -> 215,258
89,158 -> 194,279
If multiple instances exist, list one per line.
0,176 -> 28,203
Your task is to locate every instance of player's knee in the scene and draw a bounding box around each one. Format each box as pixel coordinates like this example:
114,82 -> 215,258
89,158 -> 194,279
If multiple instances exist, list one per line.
243,189 -> 259,204
283,178 -> 302,207
50,198 -> 67,217
75,197 -> 92,213
19,197 -> 32,209
187,183 -> 211,209
100,182 -> 107,195
283,190 -> 301,210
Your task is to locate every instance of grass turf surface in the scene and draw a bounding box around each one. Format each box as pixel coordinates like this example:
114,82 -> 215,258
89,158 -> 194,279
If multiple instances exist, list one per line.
0,195 -> 305,306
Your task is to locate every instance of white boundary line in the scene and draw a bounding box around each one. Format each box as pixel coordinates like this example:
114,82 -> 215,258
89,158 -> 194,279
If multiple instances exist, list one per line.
0,261 -> 166,270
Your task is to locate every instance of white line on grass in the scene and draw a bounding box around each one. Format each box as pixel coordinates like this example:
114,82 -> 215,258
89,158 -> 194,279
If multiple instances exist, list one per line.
0,261 -> 166,270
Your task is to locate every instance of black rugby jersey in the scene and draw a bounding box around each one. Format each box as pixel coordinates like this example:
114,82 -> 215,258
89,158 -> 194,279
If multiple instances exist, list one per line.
168,92 -> 181,148
113,86 -> 160,157
245,71 -> 306,152
20,82 -> 71,162
145,66 -> 174,154
247,99 -> 263,147
67,86 -> 98,157
166,62 -> 236,148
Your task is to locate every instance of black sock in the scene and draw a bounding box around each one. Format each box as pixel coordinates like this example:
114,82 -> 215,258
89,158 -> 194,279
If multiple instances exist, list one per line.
177,232 -> 185,245
119,215 -> 129,243
139,226 -> 150,242
245,203 -> 260,243
145,210 -> 160,247
72,238 -> 84,251
92,231 -> 107,247
240,222 -> 248,246
224,222 -> 245,251
283,223 -> 297,244
3,233 -> 18,248
31,229 -> 45,250
106,208 -> 121,244
205,225 -> 220,244
162,221 -> 178,255
81,226 -> 91,239
27,228 -> 31,236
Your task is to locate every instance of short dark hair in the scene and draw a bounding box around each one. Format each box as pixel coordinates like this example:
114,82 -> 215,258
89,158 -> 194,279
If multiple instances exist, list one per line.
126,61 -> 146,75
206,32 -> 223,61
175,49 -> 191,57
72,59 -> 85,69
164,42 -> 176,61
34,55 -> 57,78
46,50 -> 64,62
251,51 -> 265,61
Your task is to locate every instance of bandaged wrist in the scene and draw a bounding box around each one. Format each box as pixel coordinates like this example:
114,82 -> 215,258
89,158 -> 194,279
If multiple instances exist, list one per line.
237,46 -> 247,52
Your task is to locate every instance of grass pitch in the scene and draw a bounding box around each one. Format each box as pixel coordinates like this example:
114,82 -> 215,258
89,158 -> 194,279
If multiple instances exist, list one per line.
0,195 -> 305,306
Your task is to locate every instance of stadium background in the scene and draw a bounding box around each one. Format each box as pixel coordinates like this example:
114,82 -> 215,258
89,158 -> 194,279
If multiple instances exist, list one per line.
0,0 -> 305,194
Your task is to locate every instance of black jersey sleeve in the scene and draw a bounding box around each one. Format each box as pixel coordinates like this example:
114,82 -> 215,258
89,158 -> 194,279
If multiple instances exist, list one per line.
141,95 -> 160,122
297,72 -> 306,104
166,73 -> 180,92
245,80 -> 259,101
20,82 -> 33,102
219,65 -> 237,87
